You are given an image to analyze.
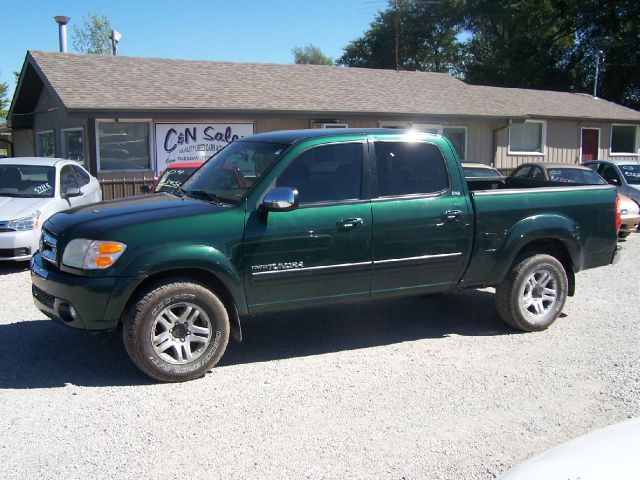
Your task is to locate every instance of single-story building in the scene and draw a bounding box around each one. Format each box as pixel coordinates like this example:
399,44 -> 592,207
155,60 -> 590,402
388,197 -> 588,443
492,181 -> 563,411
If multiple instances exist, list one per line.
7,51 -> 640,198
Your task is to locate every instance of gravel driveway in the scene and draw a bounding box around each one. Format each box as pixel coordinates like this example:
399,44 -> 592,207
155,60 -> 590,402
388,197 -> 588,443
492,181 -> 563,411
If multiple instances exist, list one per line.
0,234 -> 638,479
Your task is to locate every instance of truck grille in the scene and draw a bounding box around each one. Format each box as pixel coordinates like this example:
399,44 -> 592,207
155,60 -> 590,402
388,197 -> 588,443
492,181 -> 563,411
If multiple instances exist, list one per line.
40,229 -> 58,265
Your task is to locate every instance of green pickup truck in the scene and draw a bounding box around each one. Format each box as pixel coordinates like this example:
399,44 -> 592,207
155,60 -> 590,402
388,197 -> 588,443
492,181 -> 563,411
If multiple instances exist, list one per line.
30,129 -> 620,382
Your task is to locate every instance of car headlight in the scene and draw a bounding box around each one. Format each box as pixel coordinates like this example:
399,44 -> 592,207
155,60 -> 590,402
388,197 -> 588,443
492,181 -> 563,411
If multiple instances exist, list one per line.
62,239 -> 127,269
8,210 -> 41,231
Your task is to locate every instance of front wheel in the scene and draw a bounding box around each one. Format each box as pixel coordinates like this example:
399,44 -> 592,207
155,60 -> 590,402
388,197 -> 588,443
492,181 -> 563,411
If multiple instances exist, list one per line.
495,253 -> 568,332
123,280 -> 230,382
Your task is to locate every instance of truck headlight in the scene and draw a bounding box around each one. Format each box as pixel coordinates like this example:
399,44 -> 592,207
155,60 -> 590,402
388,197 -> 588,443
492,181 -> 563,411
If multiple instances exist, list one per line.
8,210 -> 41,231
62,239 -> 127,269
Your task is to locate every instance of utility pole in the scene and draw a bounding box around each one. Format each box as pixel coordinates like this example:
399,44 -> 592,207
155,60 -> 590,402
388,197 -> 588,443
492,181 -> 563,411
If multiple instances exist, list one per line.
593,50 -> 603,98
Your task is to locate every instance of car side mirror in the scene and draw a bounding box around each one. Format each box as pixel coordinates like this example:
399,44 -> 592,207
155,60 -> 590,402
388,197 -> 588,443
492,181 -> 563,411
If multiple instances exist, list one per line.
61,186 -> 82,199
261,187 -> 299,212
606,177 -> 620,186
140,184 -> 152,194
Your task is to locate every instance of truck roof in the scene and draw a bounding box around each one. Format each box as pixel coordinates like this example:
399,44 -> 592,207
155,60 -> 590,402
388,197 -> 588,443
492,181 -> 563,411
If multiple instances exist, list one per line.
241,128 -> 438,145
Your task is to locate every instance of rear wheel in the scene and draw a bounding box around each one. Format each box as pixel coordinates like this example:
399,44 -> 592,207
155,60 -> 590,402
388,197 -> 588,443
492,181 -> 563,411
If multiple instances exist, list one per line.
495,253 -> 568,332
123,280 -> 230,382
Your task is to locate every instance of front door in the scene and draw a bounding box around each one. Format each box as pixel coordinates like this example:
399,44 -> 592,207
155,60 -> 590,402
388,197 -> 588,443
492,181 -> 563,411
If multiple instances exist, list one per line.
243,141 -> 372,311
581,129 -> 600,163
370,139 -> 473,294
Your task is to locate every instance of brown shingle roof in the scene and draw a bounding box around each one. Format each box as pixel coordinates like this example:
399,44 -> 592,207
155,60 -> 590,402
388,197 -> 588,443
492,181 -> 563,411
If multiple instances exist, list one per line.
26,51 -> 640,122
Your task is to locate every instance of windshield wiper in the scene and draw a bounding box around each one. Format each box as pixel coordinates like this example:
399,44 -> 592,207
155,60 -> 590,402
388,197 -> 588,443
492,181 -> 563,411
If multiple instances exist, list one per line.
185,190 -> 230,205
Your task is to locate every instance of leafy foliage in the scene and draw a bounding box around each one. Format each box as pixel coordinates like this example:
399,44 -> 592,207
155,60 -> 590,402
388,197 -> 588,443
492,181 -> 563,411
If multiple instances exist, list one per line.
337,0 -> 639,109
462,0 -> 577,90
0,73 -> 10,121
571,0 -> 640,109
337,1 -> 466,74
72,13 -> 113,55
292,44 -> 334,65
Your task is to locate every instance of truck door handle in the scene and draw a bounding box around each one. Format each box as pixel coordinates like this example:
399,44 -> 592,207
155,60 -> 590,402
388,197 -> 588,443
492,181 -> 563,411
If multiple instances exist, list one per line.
441,210 -> 463,221
337,218 -> 364,230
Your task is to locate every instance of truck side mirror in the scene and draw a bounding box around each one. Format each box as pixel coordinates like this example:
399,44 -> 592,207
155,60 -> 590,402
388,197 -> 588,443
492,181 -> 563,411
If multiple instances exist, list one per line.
261,187 -> 299,212
61,186 -> 82,199
140,184 -> 152,194
606,177 -> 620,186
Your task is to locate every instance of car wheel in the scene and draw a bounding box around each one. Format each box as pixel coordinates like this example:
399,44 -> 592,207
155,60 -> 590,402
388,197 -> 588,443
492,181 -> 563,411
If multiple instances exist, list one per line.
495,253 -> 568,332
123,280 -> 230,382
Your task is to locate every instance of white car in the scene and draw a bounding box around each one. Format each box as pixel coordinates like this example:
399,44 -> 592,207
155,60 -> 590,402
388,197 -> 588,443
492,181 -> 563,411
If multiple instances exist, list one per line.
498,417 -> 640,479
0,157 -> 102,261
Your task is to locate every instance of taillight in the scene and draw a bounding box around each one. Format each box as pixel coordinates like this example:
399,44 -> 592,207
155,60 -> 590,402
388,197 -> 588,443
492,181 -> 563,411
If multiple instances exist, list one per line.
614,195 -> 621,233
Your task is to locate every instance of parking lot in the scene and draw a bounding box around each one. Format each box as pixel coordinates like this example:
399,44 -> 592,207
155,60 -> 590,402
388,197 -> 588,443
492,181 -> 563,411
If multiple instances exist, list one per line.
0,233 -> 638,479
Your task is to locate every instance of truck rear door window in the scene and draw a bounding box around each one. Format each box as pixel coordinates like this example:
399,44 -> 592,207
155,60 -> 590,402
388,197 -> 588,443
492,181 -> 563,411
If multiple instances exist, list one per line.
374,142 -> 449,196
276,142 -> 363,203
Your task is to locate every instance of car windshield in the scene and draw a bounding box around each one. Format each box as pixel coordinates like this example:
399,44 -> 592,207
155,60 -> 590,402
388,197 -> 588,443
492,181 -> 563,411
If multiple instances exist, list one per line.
463,166 -> 502,178
619,164 -> 640,185
181,141 -> 289,203
547,168 -> 606,185
155,167 -> 199,193
0,165 -> 56,198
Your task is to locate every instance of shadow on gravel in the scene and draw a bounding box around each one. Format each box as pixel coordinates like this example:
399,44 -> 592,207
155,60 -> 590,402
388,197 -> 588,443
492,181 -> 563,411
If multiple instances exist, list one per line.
0,289 -> 513,388
219,289 -> 513,368
0,261 -> 30,276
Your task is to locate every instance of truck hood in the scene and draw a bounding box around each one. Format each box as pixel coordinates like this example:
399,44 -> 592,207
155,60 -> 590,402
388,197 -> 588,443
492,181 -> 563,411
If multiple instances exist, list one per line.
0,196 -> 50,220
44,193 -> 231,239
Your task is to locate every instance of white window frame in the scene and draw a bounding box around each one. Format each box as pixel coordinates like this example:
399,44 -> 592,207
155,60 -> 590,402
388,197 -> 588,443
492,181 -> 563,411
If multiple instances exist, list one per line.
61,127 -> 85,162
579,127 -> 601,163
412,124 -> 468,161
96,119 -> 154,172
508,120 -> 546,156
610,124 -> 639,157
36,129 -> 55,157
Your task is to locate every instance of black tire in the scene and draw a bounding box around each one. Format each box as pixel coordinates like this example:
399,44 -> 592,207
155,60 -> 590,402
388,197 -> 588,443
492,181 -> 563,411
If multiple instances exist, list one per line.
123,280 -> 230,382
495,253 -> 568,332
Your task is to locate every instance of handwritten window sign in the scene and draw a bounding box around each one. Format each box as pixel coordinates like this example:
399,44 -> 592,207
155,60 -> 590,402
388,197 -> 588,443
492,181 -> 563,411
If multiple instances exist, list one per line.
154,123 -> 254,174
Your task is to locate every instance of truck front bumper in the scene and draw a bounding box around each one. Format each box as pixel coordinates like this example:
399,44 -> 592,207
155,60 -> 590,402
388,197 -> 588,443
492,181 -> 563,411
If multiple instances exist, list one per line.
30,252 -> 133,331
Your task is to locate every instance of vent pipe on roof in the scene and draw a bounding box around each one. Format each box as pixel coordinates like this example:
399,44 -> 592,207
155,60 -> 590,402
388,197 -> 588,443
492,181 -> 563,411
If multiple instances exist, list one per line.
54,16 -> 71,53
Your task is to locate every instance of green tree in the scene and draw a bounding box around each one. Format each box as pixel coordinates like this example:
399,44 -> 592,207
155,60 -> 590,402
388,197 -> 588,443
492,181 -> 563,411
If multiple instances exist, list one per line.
571,0 -> 640,109
337,0 -> 466,74
462,0 -> 578,90
0,74 -> 10,121
292,44 -> 334,65
72,13 -> 113,55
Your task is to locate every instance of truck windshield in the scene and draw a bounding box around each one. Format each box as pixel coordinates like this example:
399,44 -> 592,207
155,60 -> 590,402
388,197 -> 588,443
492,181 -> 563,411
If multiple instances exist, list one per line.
619,165 -> 640,185
0,165 -> 56,198
155,167 -> 200,193
181,141 -> 288,203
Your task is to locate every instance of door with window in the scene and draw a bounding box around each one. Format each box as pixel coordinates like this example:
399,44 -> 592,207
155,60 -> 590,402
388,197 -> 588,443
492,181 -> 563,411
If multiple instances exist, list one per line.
243,141 -> 372,310
581,129 -> 599,162
370,140 -> 472,294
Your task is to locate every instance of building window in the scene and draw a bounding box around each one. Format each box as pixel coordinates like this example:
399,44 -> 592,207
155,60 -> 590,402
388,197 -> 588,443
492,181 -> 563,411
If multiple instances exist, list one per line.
97,121 -> 151,171
412,124 -> 467,160
36,130 -> 55,157
610,125 -> 638,155
379,121 -> 409,129
508,121 -> 545,154
374,141 -> 449,197
62,128 -> 85,162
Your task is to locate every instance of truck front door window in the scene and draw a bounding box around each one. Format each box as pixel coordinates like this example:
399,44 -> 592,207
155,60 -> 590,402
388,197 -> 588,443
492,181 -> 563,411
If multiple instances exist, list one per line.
276,142 -> 363,203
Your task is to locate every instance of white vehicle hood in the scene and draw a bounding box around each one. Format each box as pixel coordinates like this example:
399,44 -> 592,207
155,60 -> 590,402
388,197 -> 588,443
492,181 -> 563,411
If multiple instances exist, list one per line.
498,417 -> 640,479
0,196 -> 51,220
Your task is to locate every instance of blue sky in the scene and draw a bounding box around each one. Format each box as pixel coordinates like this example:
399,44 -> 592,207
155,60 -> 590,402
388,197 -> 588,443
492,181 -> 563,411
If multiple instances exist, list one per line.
1,0 -> 385,98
